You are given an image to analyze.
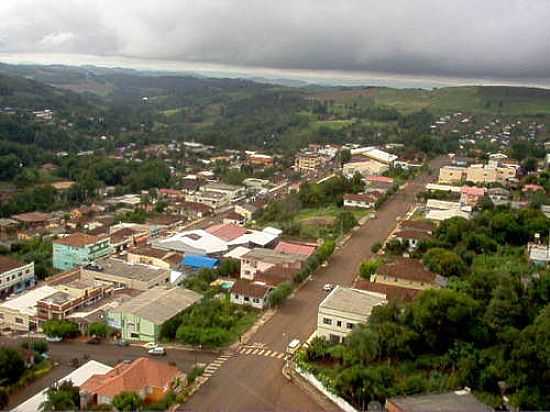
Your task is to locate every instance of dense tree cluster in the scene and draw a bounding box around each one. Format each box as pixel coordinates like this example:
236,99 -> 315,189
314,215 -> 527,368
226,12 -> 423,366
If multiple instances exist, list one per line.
302,206 -> 550,410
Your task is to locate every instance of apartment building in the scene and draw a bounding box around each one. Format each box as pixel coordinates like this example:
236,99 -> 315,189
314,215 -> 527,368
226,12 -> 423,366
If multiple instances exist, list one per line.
295,152 -> 323,173
53,233 -> 112,270
240,248 -> 307,280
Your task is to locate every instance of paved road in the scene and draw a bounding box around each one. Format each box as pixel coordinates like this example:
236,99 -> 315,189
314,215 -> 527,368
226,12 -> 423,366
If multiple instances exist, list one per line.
185,157 -> 447,412
2,338 -> 217,409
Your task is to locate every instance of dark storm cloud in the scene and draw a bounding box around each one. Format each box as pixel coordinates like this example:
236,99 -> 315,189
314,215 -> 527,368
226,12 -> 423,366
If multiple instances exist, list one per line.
1,0 -> 550,79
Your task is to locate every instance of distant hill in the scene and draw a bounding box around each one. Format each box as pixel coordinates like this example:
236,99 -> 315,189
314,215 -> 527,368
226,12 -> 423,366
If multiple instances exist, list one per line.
0,71 -> 98,111
308,85 -> 550,115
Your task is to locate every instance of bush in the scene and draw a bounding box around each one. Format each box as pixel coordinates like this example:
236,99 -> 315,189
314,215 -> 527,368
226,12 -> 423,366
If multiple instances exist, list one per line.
371,242 -> 383,254
188,366 -> 205,384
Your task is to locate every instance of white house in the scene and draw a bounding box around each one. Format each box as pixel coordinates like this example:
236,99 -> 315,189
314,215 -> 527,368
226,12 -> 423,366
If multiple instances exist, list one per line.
343,193 -> 377,209
230,279 -> 271,309
317,286 -> 386,343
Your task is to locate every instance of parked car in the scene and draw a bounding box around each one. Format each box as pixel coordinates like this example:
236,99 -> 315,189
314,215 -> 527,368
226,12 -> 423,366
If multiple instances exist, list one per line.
286,339 -> 301,355
46,336 -> 63,343
86,336 -> 101,345
322,283 -> 334,292
143,342 -> 157,349
147,346 -> 166,356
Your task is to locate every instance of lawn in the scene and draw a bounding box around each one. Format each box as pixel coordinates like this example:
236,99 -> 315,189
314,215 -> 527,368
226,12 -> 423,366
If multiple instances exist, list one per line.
295,206 -> 370,223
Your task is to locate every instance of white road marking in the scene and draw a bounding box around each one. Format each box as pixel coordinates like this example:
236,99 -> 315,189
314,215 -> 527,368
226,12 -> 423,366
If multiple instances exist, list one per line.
257,349 -> 265,356
276,353 -> 285,359
264,350 -> 272,357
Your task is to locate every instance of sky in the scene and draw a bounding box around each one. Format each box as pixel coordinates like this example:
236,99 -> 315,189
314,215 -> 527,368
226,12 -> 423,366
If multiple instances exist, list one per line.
1,0 -> 550,86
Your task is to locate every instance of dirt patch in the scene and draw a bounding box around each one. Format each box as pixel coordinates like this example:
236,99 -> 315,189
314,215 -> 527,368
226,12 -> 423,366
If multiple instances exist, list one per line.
302,216 -> 336,226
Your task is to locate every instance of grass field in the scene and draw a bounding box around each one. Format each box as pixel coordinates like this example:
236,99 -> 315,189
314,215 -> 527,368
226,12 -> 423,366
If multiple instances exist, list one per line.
313,119 -> 355,129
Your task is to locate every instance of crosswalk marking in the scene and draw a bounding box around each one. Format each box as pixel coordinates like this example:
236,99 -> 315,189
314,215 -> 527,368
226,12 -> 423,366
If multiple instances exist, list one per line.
270,352 -> 279,357
257,349 -> 265,355
264,350 -> 272,356
245,348 -> 253,354
252,349 -> 260,355
276,353 -> 285,359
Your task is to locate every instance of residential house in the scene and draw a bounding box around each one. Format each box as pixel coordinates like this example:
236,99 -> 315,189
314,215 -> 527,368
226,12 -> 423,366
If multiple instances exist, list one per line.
460,186 -> 486,207
127,247 -> 182,270
240,248 -> 307,280
372,258 -> 447,292
365,175 -> 394,190
234,203 -> 258,222
488,187 -> 510,203
274,240 -> 317,257
355,279 -> 419,302
343,193 -> 377,209
53,233 -> 112,270
222,210 -> 245,225
528,241 -> 550,265
199,182 -> 244,201
393,230 -> 432,251
153,229 -> 229,256
386,390 -> 493,412
317,286 -> 386,343
80,357 -> 185,409
173,201 -> 212,219
230,279 -> 271,309
106,287 -> 201,342
248,153 -> 274,167
351,147 -> 397,165
12,360 -> 113,412
81,257 -> 171,290
0,256 -> 35,298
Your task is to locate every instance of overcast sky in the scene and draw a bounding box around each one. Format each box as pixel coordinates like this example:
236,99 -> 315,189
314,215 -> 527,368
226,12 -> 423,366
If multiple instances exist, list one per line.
1,0 -> 550,80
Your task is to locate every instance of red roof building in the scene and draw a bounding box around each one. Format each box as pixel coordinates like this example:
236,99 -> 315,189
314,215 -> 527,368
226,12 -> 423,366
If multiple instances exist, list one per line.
274,241 -> 316,257
79,357 -> 184,408
206,223 -> 248,242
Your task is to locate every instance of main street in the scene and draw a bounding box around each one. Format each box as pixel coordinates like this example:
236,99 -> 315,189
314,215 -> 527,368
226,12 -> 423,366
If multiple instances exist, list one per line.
185,157 -> 448,412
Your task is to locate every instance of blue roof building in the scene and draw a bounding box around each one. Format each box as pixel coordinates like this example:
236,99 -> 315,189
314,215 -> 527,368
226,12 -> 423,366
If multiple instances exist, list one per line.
182,255 -> 219,269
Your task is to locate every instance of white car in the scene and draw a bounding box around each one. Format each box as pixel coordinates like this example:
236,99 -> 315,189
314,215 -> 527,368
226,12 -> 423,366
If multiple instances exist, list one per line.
143,342 -> 157,349
322,284 -> 334,292
46,336 -> 63,343
147,346 -> 166,356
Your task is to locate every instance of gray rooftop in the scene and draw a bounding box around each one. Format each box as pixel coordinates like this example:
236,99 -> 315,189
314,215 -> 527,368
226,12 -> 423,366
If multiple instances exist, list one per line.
386,390 -> 493,412
320,286 -> 386,316
242,248 -> 307,264
112,287 -> 202,324
202,183 -> 242,192
89,258 -> 170,282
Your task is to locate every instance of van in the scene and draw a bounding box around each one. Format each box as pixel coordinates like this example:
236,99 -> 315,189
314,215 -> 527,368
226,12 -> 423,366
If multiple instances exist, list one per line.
286,339 -> 301,355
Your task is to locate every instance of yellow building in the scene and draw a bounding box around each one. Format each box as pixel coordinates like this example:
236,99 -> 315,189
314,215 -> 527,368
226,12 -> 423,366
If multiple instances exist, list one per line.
438,166 -> 466,184
295,152 -> 322,173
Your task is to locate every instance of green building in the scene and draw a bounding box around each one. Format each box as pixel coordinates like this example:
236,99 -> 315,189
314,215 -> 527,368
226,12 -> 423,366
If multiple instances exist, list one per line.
52,232 -> 112,271
106,287 -> 201,343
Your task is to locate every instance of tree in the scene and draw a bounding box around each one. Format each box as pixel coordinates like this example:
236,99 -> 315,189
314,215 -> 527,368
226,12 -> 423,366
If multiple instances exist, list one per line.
359,259 -> 380,279
0,347 -> 25,386
112,391 -> 144,412
267,282 -> 293,307
40,380 -> 79,411
336,211 -> 358,234
422,248 -> 466,277
522,157 -> 538,173
88,322 -> 110,338
484,281 -> 525,332
42,320 -> 80,339
410,289 -> 479,352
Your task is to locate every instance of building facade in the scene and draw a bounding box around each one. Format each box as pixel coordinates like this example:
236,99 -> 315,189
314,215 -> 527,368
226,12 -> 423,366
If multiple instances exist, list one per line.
53,233 -> 112,270
0,257 -> 35,298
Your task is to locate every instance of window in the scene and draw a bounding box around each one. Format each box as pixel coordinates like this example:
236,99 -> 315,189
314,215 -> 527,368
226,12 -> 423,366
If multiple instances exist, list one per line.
346,322 -> 355,330
130,332 -> 139,338
323,317 -> 332,325
15,318 -> 23,324
234,294 -> 239,299
0,313 -> 3,319
244,296 -> 250,302
336,320 -> 342,327
252,298 -> 260,303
